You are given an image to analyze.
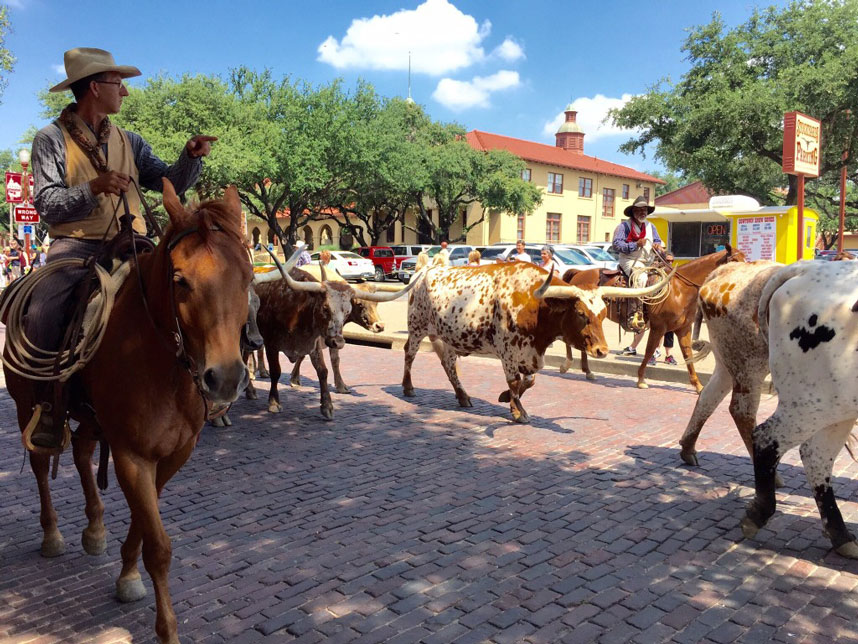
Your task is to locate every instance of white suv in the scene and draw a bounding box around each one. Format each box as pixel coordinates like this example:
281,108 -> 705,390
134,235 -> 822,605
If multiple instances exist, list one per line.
556,244 -> 619,270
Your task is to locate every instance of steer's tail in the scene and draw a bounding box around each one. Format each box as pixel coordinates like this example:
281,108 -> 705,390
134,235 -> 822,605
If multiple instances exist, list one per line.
691,306 -> 704,342
846,432 -> 858,463
685,340 -> 711,364
757,263 -> 812,340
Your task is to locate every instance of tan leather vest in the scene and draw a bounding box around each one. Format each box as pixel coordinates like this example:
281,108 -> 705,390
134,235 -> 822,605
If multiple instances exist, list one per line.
50,114 -> 145,239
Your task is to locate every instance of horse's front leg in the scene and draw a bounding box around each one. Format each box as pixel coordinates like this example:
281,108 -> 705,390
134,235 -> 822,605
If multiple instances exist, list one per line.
675,324 -> 703,393
636,330 -> 663,389
112,449 -> 179,644
30,450 -> 65,557
71,433 -> 106,555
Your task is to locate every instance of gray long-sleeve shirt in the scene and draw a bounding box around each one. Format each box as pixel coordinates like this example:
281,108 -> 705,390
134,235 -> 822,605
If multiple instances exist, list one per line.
611,219 -> 662,255
32,122 -> 202,227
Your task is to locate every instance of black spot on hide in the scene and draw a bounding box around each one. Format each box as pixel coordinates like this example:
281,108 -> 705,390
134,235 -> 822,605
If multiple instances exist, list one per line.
789,315 -> 835,352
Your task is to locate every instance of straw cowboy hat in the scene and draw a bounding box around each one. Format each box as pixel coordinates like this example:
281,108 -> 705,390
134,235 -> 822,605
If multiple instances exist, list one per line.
623,195 -> 656,217
49,47 -> 141,93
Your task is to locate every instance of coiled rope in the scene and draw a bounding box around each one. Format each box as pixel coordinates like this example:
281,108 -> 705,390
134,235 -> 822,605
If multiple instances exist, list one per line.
0,258 -> 118,382
628,264 -> 672,306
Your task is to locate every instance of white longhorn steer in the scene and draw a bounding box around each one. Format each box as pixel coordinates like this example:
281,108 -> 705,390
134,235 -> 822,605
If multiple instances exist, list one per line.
741,260 -> 858,558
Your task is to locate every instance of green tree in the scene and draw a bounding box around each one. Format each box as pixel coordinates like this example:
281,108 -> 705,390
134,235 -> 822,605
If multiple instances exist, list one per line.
610,0 -> 858,217
648,169 -> 692,196
0,6 -> 15,104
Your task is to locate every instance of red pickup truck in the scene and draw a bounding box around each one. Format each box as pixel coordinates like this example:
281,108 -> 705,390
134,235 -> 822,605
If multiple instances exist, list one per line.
356,246 -> 396,281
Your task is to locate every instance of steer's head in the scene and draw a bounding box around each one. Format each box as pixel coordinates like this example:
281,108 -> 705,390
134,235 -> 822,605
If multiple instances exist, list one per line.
350,283 -> 385,333
241,287 -> 264,353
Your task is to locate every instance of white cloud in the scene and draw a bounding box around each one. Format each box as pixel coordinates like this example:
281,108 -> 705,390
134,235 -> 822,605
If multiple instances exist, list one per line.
433,70 -> 520,111
317,0 -> 493,75
542,94 -> 640,142
51,64 -> 65,76
492,38 -> 524,62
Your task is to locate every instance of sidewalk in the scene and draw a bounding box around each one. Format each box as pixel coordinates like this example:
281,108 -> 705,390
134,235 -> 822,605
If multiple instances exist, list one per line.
345,295 -> 732,390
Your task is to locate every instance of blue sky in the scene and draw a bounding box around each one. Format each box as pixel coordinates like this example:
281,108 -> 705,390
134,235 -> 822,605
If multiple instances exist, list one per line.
0,0 -> 787,175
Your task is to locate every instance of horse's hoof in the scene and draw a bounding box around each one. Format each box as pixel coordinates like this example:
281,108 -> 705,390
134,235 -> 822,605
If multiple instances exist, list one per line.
636,381 -> 649,389
585,372 -> 597,381
498,391 -> 511,403
740,515 -> 761,540
245,388 -> 258,400
335,385 -> 351,394
40,531 -> 66,558
835,541 -> 858,559
403,387 -> 415,398
82,530 -> 106,556
258,369 -> 270,379
775,473 -> 785,489
511,412 -> 530,424
679,450 -> 699,466
268,401 -> 282,413
116,574 -> 146,603
694,384 -> 704,395
321,406 -> 333,420
209,416 -> 226,428
559,361 -> 571,374
289,378 -> 301,388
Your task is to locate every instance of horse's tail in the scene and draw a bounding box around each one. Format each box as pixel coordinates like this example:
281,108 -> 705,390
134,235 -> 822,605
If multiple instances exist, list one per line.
757,263 -> 811,339
686,340 -> 712,364
691,305 -> 704,342
846,431 -> 858,463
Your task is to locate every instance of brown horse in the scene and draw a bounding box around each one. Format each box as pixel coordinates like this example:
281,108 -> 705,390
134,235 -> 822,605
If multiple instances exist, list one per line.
4,180 -> 252,644
560,268 -> 625,380
626,247 -> 744,391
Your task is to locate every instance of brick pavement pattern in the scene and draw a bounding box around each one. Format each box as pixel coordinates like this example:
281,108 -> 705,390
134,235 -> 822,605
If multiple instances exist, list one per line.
2,344 -> 858,643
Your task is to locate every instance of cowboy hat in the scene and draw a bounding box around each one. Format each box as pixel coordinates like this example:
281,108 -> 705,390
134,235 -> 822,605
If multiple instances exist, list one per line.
623,196 -> 655,217
49,48 -> 141,93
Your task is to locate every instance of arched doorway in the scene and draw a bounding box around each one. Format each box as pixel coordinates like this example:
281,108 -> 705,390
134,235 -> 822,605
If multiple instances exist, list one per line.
302,225 -> 314,250
320,224 -> 333,247
251,227 -> 261,249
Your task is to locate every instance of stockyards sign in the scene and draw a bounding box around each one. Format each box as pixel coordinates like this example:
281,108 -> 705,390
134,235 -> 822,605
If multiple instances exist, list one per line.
782,111 -> 821,177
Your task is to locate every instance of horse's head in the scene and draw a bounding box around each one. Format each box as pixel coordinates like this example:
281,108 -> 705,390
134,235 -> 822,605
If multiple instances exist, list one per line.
721,244 -> 745,264
161,179 -> 252,405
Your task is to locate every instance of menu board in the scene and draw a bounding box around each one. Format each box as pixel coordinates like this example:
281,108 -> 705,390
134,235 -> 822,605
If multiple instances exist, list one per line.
736,216 -> 776,261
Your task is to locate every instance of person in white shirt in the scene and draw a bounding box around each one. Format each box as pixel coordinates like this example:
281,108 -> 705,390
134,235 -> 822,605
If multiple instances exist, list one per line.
538,246 -> 560,277
509,240 -> 531,262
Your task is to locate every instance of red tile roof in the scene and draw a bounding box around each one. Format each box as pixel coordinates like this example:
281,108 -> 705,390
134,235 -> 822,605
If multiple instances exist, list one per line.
655,180 -> 713,205
466,130 -> 665,185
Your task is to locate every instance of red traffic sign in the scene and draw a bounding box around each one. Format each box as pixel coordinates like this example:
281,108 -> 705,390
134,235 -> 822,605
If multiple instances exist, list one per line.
14,205 -> 39,224
5,172 -> 34,204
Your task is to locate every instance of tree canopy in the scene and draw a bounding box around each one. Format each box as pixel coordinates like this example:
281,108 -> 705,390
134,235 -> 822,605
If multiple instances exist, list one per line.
610,0 -> 858,243
0,7 -> 14,105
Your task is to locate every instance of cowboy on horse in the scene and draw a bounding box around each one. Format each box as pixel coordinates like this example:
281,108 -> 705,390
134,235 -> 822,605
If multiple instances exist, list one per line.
610,195 -> 674,334
17,47 -> 217,450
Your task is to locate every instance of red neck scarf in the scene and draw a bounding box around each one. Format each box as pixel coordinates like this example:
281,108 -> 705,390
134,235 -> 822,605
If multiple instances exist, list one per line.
626,220 -> 647,243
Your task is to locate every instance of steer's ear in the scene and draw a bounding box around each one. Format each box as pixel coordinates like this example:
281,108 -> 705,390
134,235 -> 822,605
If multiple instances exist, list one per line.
223,185 -> 242,219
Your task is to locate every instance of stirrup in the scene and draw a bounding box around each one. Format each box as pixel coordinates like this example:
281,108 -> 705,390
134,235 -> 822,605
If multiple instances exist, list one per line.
22,403 -> 71,454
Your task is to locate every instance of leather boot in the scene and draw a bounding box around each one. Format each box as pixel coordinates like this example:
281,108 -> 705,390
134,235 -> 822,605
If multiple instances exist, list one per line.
29,402 -> 65,449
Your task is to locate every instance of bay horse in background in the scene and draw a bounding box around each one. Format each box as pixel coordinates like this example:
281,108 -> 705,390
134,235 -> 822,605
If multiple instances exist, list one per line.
627,246 -> 745,391
560,267 -> 625,380
4,180 -> 252,644
561,248 -> 744,391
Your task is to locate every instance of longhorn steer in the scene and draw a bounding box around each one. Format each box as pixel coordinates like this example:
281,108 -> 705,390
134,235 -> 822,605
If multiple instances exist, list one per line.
289,264 -> 387,393
252,255 -> 412,419
402,262 -> 668,422
739,261 -> 858,558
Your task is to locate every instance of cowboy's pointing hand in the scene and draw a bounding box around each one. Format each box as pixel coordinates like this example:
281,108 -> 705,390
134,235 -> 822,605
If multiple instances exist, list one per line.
186,135 -> 218,158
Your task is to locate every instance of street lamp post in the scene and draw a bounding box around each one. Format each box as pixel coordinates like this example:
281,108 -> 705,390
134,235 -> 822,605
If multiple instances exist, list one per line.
18,148 -> 31,269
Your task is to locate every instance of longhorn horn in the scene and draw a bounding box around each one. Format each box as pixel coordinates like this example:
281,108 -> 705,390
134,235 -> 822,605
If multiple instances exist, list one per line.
597,266 -> 676,299
252,246 -> 308,285
372,282 -> 407,293
352,275 -> 419,302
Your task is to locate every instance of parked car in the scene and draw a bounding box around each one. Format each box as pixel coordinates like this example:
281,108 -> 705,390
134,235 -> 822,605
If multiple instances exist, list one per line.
548,247 -> 597,274
390,244 -> 433,270
356,246 -> 397,281
308,250 -> 374,282
556,244 -> 619,270
587,241 -> 620,261
396,244 -> 474,282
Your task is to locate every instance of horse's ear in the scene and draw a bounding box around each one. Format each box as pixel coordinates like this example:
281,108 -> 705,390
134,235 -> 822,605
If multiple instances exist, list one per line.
223,185 -> 241,218
162,178 -> 188,226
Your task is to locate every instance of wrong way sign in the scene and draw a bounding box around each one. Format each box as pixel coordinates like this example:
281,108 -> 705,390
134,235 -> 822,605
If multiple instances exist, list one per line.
14,205 -> 39,224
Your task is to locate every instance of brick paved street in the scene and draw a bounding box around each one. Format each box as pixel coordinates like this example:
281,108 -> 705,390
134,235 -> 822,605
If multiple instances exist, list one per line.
2,344 -> 858,643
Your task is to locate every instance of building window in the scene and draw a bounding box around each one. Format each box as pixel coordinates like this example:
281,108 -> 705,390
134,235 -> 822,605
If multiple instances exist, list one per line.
622,184 -> 629,199
547,172 -> 563,194
578,177 -> 593,198
576,216 -> 590,243
602,188 -> 615,217
643,187 -> 650,202
462,209 -> 467,229
546,212 -> 561,242
517,213 -> 525,241
669,221 -> 731,257
521,168 -> 531,182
